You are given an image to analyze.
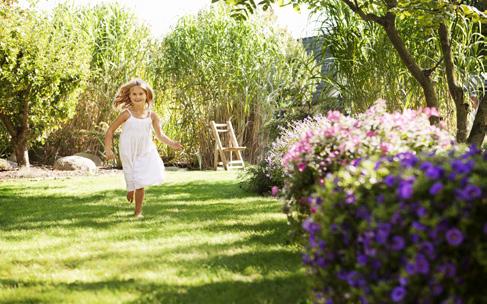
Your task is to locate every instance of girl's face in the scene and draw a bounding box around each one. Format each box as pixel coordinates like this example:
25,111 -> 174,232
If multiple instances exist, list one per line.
129,86 -> 147,105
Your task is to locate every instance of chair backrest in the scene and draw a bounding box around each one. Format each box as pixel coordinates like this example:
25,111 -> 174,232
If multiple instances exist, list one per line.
210,121 -> 227,150
210,120 -> 246,170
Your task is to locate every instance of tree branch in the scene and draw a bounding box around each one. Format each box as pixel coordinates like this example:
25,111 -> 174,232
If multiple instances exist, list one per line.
0,112 -> 16,138
439,22 -> 468,142
342,0 -> 386,25
423,58 -> 444,78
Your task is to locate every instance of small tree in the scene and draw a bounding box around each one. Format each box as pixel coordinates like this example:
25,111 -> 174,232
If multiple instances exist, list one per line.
0,5 -> 91,166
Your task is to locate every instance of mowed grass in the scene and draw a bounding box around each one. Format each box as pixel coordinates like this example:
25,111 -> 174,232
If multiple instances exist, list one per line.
0,171 -> 307,304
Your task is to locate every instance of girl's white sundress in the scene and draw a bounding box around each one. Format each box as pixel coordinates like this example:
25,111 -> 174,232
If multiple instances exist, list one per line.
119,109 -> 165,191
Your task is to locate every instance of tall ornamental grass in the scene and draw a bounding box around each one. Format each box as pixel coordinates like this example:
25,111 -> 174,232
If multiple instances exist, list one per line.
150,6 -> 319,168
39,3 -> 151,164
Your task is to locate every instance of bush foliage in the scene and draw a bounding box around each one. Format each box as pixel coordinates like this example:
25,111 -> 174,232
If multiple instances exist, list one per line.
303,146 -> 487,303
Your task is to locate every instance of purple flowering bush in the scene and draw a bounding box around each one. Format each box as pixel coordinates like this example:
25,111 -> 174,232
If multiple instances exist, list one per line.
282,100 -> 454,239
303,146 -> 487,303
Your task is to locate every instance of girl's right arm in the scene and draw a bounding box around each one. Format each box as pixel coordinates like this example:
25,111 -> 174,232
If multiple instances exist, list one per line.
104,110 -> 130,160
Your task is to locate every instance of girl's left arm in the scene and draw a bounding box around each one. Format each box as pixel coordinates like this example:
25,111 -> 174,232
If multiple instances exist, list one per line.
151,112 -> 183,149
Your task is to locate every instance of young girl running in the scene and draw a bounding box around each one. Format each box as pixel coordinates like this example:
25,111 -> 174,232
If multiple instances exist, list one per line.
104,78 -> 182,218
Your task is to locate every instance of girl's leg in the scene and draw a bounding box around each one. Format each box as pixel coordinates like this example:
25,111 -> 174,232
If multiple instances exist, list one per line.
126,191 -> 134,203
134,187 -> 145,217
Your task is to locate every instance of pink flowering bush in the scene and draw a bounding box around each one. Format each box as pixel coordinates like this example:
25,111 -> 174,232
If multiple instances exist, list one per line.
239,114 -> 329,194
282,100 -> 454,238
303,146 -> 487,303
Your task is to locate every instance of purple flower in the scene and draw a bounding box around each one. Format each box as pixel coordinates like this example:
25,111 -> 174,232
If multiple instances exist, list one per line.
463,184 -> 482,201
416,206 -> 427,217
390,211 -> 401,225
426,166 -> 443,179
421,162 -> 443,179
303,218 -> 321,235
352,158 -> 362,167
376,223 -> 392,244
384,175 -> 396,187
398,152 -> 418,168
302,253 -> 311,265
415,253 -> 430,274
451,159 -> 473,174
399,277 -> 408,286
391,236 -> 405,251
359,296 -> 368,304
371,258 -> 381,270
429,182 -> 444,195
443,263 -> 457,278
420,242 -> 435,259
391,286 -> 406,302
446,228 -> 464,246
412,221 -> 427,231
357,254 -> 368,266
420,161 -> 433,171
406,263 -> 416,275
315,256 -> 327,268
356,206 -> 370,220
397,181 -> 414,200
464,144 -> 480,157
337,270 -> 348,280
318,240 -> 326,251
330,223 -> 338,232
376,194 -> 385,204
374,160 -> 382,171
345,192 -> 356,204
346,271 -> 360,287
410,234 -> 420,243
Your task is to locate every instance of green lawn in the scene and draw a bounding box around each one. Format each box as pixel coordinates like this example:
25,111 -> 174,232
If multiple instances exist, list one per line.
0,171 -> 307,304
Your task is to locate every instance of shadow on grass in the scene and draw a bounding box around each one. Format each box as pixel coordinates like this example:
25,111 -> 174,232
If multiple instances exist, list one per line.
0,181 -> 279,232
0,177 -> 307,303
0,274 -> 307,304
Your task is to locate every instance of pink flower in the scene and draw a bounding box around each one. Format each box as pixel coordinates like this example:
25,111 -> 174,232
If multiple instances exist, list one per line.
271,186 -> 279,197
423,107 -> 440,118
324,126 -> 337,138
298,162 -> 307,172
380,142 -> 391,154
366,130 -> 377,137
327,110 -> 341,122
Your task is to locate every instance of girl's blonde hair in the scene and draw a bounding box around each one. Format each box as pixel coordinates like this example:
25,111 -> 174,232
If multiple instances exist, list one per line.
113,78 -> 155,109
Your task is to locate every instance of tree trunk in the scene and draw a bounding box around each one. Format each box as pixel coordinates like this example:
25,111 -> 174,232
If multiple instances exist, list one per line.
467,93 -> 486,147
381,13 -> 439,124
341,0 -> 441,124
438,23 -> 469,143
11,135 -> 30,167
0,97 -> 31,167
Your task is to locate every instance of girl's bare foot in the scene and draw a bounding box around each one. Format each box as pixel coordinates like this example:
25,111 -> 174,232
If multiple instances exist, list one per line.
126,191 -> 134,203
134,213 -> 144,219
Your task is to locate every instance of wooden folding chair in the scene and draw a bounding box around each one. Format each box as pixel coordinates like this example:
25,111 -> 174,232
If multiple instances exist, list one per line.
210,120 -> 246,170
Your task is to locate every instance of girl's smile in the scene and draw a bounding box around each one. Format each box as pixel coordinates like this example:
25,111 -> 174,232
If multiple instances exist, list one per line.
129,86 -> 147,105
